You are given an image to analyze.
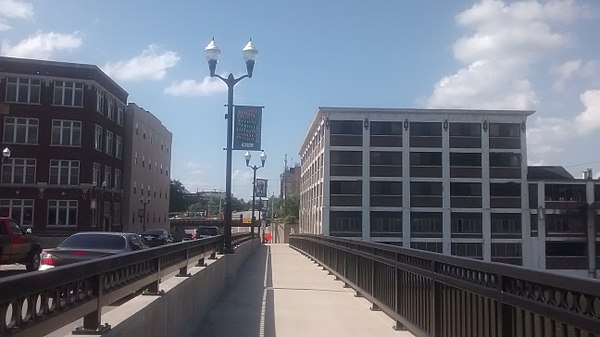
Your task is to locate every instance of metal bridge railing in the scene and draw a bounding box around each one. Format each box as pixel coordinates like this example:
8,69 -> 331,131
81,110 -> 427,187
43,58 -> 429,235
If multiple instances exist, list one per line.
0,233 -> 252,337
290,234 -> 600,337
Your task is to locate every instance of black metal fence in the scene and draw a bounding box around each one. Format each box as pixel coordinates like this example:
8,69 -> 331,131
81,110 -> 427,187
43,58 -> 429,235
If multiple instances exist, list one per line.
0,233 -> 252,337
290,234 -> 600,337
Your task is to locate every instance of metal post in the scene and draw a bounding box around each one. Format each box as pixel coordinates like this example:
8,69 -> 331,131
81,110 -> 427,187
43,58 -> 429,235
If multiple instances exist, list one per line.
251,167 -> 257,239
223,75 -> 235,253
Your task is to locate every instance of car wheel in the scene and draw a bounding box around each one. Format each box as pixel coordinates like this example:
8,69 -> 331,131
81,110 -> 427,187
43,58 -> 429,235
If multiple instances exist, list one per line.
26,250 -> 41,271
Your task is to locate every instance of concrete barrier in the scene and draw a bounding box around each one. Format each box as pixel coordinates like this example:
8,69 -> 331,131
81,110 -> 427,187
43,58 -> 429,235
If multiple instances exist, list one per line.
89,239 -> 259,337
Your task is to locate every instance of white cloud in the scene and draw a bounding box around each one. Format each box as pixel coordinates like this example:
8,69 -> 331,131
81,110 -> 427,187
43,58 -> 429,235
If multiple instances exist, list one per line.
426,0 -> 585,109
527,117 -> 570,155
574,90 -> 600,134
164,77 -> 227,97
552,59 -> 581,91
102,44 -> 180,82
0,0 -> 33,19
1,31 -> 82,59
0,22 -> 10,32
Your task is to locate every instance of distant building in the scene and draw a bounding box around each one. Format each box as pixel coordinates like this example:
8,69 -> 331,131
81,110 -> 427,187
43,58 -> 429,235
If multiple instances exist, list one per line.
299,106 -> 600,277
122,103 -> 172,233
280,164 -> 301,198
0,56 -> 127,234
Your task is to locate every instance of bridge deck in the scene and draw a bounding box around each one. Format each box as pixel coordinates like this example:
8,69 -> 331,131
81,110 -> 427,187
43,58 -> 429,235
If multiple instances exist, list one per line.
193,244 -> 414,337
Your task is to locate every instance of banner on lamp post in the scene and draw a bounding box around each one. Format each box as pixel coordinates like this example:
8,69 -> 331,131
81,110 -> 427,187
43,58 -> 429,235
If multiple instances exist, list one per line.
255,179 -> 268,198
233,105 -> 262,151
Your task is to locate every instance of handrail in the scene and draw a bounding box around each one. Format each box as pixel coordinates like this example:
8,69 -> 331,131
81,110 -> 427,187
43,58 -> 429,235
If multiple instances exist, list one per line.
290,234 -> 600,337
0,232 -> 252,336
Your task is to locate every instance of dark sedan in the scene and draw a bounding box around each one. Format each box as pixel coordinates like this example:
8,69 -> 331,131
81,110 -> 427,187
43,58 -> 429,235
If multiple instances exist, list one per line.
141,228 -> 173,247
40,232 -> 147,270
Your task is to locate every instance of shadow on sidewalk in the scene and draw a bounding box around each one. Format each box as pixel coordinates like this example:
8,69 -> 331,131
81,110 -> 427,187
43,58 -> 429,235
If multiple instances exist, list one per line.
193,244 -> 276,337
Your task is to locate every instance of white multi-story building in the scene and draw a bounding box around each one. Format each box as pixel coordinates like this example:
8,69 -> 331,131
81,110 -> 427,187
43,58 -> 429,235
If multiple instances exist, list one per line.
300,107 -> 600,277
300,107 -> 536,262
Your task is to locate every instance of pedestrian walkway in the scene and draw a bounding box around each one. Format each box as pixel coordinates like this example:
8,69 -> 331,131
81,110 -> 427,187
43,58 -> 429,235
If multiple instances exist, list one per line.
193,244 -> 414,337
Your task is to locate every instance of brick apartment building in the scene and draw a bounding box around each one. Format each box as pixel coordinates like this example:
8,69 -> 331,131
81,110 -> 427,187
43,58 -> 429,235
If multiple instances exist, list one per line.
0,56 -> 172,235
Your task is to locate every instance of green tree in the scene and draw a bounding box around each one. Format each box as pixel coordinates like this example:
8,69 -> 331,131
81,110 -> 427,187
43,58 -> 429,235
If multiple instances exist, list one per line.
169,179 -> 191,213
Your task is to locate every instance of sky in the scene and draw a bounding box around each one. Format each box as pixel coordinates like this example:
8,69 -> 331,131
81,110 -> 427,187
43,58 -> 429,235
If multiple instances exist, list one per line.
1,0 -> 600,200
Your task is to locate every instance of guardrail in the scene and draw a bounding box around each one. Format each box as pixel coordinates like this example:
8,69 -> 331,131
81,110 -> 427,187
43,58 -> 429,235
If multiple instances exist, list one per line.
290,234 -> 600,337
0,233 -> 252,337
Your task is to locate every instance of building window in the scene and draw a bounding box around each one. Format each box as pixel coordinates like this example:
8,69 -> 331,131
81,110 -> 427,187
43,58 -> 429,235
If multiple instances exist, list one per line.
92,162 -> 101,185
449,122 -> 481,137
6,77 -> 41,104
3,117 -> 38,144
450,153 -> 481,167
450,183 -> 482,208
545,184 -> 586,202
491,213 -> 521,238
133,182 -> 137,194
410,182 -> 442,207
49,160 -> 80,185
370,181 -> 402,207
410,122 -> 442,147
330,180 -> 362,206
370,151 -> 402,177
114,169 -> 121,189
53,81 -> 83,107
0,199 -> 34,227
489,123 -> 520,137
105,130 -> 113,156
370,211 -> 402,237
330,211 -> 362,237
411,242 -> 442,253
1,158 -> 36,184
451,242 -> 483,259
117,105 -> 124,126
330,120 -> 362,146
96,90 -> 105,113
48,200 -> 78,226
104,166 -> 112,188
107,97 -> 115,120
134,152 -> 138,165
370,121 -> 403,146
94,125 -> 103,151
113,202 -> 120,225
546,214 -> 586,236
451,212 -> 482,237
330,151 -> 362,176
51,120 -> 81,146
410,212 -> 442,237
491,243 -> 522,265
115,135 -> 123,159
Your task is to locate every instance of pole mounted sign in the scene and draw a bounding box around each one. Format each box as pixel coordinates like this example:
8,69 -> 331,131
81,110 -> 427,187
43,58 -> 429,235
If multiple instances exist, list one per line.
255,179 -> 268,198
234,105 -> 262,151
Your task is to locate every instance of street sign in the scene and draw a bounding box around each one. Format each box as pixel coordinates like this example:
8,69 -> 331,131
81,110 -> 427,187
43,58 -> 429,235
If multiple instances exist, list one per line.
233,105 -> 262,151
255,179 -> 268,197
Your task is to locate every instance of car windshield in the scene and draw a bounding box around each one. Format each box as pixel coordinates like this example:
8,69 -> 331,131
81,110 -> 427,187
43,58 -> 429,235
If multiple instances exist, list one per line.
143,229 -> 165,235
59,234 -> 127,250
196,227 -> 218,235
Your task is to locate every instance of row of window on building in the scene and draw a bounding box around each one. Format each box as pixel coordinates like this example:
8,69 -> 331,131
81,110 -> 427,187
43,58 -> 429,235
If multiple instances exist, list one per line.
7,77 -> 125,124
135,122 -> 170,154
133,152 -> 169,177
328,121 -> 522,149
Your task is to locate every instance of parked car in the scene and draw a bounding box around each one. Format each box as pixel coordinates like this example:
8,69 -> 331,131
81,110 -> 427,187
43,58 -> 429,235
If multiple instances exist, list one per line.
141,228 -> 173,247
40,232 -> 147,270
0,217 -> 42,271
193,226 -> 220,240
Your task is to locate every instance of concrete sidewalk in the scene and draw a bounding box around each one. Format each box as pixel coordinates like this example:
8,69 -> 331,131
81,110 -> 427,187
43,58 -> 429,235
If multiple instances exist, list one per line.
193,244 -> 414,337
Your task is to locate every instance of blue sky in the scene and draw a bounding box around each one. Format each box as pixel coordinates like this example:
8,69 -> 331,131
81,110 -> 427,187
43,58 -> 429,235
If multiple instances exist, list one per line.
1,0 -> 600,200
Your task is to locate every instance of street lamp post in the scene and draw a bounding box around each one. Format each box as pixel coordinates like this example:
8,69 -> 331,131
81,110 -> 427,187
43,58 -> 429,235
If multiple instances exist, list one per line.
244,151 -> 267,240
140,197 -> 151,233
205,38 -> 258,253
